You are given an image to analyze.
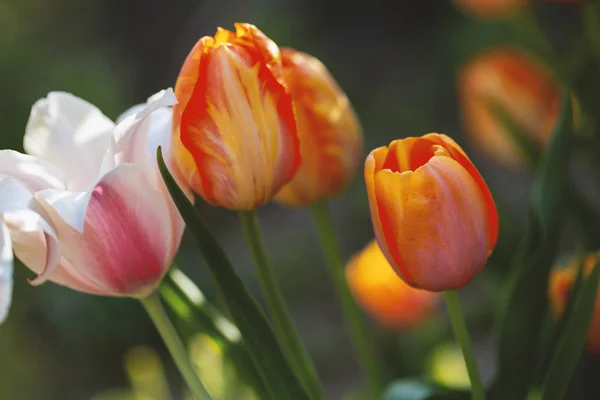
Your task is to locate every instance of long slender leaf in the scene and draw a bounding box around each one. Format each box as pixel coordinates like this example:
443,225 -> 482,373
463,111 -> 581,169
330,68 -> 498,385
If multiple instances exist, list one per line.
159,269 -> 270,398
491,91 -> 573,400
157,148 -> 310,400
541,258 -> 600,400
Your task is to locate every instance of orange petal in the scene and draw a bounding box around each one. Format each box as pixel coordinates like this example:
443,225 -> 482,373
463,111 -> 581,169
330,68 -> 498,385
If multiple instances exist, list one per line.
397,156 -> 490,291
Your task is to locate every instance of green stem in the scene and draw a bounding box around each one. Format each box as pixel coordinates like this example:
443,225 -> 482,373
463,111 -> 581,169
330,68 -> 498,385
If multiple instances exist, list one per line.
239,210 -> 324,400
582,3 -> 600,69
141,293 -> 213,400
443,291 -> 485,400
311,201 -> 384,397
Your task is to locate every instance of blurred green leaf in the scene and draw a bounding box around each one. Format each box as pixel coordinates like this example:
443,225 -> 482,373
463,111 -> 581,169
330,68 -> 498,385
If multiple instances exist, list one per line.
492,90 -> 573,400
160,269 -> 269,399
383,379 -> 468,400
157,148 -> 310,400
540,258 -> 600,400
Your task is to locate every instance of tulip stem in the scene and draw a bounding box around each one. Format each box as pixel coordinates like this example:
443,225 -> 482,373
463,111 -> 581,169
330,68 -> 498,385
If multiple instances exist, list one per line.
443,290 -> 485,400
141,293 -> 213,400
239,210 -> 324,400
311,201 -> 384,398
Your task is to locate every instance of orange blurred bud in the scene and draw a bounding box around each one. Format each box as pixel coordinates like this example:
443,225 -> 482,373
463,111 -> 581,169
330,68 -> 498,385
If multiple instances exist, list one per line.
346,240 -> 440,329
172,23 -> 300,210
458,48 -> 562,168
364,133 -> 498,292
451,0 -> 528,18
549,254 -> 600,353
275,49 -> 363,207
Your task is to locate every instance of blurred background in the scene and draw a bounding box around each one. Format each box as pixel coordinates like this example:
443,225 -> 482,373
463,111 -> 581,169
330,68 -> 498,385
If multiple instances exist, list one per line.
0,0 -> 598,399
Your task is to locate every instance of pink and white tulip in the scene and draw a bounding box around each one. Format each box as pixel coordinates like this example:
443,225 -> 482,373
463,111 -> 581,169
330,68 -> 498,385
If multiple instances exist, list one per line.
0,89 -> 184,323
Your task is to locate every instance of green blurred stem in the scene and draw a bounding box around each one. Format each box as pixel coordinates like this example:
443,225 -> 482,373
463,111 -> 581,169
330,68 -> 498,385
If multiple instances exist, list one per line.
443,291 -> 485,400
311,201 -> 384,398
239,210 -> 324,400
141,293 -> 213,400
582,3 -> 600,68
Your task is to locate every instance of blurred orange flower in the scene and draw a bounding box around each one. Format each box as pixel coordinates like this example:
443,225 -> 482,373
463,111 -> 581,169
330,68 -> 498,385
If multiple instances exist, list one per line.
549,254 -> 600,353
171,23 -> 300,210
457,48 -> 561,168
364,133 -> 498,292
275,48 -> 363,207
346,240 -> 440,329
450,0 -> 528,18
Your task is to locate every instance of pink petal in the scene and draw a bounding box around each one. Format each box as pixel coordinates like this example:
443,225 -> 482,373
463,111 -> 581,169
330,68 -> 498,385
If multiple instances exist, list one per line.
36,164 -> 176,297
0,150 -> 65,192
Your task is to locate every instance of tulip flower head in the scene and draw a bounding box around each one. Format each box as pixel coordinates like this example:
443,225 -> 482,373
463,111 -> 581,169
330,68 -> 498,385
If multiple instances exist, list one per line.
346,239 -> 440,329
172,23 -> 300,210
458,48 -> 561,168
0,89 -> 184,322
365,133 -> 498,292
450,0 -> 528,18
274,48 -> 363,207
549,254 -> 600,353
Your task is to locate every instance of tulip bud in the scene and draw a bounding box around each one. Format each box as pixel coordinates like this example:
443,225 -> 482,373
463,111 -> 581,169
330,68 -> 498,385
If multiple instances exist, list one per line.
172,23 -> 300,210
549,254 -> 600,353
450,0 -> 528,18
458,48 -> 562,168
346,239 -> 440,329
365,133 -> 498,292
274,48 -> 363,207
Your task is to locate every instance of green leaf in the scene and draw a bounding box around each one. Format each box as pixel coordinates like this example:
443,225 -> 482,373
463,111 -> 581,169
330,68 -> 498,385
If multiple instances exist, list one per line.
491,90 -> 573,400
159,269 -> 270,399
157,148 -> 310,400
540,258 -> 600,400
383,379 -> 468,400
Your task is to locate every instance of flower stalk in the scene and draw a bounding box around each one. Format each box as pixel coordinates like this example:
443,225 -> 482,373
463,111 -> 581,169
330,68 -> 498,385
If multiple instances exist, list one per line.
141,292 -> 213,400
239,210 -> 324,400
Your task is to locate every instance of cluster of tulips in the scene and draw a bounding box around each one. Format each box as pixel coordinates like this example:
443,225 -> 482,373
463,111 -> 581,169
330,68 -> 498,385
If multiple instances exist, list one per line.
4,0 -> 600,398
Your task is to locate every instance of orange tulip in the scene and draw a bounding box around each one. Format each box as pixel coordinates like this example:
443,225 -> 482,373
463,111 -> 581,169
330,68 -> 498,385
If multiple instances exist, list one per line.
450,0 -> 528,18
346,239 -> 440,329
275,48 -> 363,207
458,48 -> 561,168
171,23 -> 300,210
549,254 -> 600,353
365,133 -> 498,292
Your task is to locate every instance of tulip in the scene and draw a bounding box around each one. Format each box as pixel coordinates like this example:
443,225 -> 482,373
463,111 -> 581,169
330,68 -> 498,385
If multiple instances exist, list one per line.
458,48 -> 562,168
274,48 -> 363,207
346,239 -> 440,329
0,89 -> 183,322
450,0 -> 528,18
549,254 -> 600,353
365,133 -> 498,292
172,23 -> 300,210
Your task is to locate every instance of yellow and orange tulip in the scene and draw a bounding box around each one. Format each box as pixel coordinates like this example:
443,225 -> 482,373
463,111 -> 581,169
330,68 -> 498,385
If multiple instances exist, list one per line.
450,0 -> 528,18
171,23 -> 300,210
346,239 -> 440,329
549,254 -> 600,353
365,133 -> 498,292
275,48 -> 363,207
458,48 -> 561,168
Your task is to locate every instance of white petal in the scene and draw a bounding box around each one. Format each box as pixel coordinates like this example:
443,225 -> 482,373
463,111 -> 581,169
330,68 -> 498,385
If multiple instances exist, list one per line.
24,92 -> 115,190
0,222 -> 13,324
0,150 -> 65,192
0,178 -> 61,286
34,189 -> 92,234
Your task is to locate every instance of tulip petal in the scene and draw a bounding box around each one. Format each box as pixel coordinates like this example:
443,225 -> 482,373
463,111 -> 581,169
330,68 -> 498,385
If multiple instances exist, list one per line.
373,169 -> 416,286
398,156 -> 490,291
36,164 -> 174,297
0,150 -> 65,192
24,92 -> 115,190
0,222 -> 13,324
365,147 -> 392,260
177,30 -> 299,209
0,178 -> 62,286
